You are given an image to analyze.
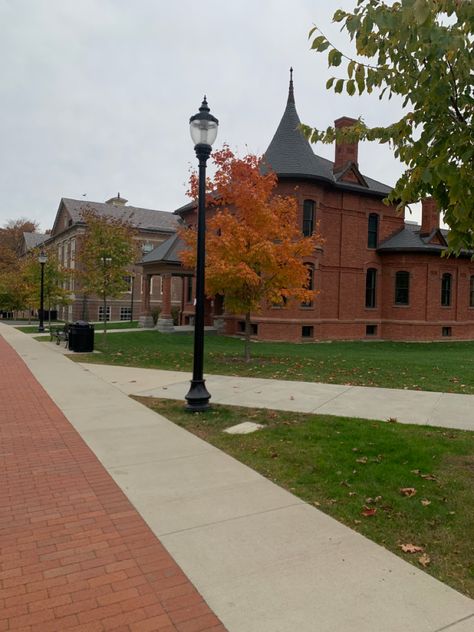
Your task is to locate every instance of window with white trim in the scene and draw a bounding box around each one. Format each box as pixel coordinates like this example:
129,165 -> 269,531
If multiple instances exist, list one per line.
98,306 -> 111,321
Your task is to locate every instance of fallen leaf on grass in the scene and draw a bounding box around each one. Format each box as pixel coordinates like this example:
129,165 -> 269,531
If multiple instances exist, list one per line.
418,553 -> 431,567
421,499 -> 431,506
361,506 -> 377,517
420,473 -> 437,481
400,543 -> 424,554
400,487 -> 417,497
356,457 -> 368,464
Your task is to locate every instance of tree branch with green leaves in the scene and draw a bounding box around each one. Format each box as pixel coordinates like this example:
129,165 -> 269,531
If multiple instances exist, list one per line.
305,0 -> 473,253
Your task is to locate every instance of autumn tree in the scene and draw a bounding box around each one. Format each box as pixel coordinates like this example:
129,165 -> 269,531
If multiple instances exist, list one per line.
0,268 -> 30,316
76,209 -> 137,335
22,249 -> 72,328
305,0 -> 473,253
0,218 -> 39,270
179,147 -> 323,361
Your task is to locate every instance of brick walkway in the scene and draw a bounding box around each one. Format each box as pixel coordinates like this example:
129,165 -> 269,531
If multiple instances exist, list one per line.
0,336 -> 227,632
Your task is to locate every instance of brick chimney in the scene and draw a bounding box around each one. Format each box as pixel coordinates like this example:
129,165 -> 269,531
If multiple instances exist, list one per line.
420,197 -> 439,236
333,116 -> 358,172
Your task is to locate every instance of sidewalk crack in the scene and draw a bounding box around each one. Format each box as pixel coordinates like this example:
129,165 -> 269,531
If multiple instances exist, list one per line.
433,613 -> 474,632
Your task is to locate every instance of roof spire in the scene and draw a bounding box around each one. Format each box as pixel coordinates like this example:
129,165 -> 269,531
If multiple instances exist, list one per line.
288,67 -> 294,105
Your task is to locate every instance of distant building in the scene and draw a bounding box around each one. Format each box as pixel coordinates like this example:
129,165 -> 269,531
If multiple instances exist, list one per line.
44,194 -> 182,323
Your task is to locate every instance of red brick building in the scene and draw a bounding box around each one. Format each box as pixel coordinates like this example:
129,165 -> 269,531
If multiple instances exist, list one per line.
141,76 -> 474,342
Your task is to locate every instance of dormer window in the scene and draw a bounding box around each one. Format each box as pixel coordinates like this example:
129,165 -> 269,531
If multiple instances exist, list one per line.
368,213 -> 379,248
142,242 -> 154,254
303,200 -> 315,237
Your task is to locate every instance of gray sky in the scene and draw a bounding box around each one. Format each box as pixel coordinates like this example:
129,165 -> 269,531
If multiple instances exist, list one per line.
0,0 -> 418,232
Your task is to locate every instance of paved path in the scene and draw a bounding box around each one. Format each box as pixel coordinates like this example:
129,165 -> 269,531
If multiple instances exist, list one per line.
78,363 -> 474,431
1,323 -> 473,632
0,334 -> 226,631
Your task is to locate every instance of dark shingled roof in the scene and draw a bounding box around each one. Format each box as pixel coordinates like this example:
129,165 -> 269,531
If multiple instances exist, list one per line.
61,198 -> 179,232
377,223 -> 459,254
264,75 -> 392,197
23,232 -> 49,250
141,233 -> 186,265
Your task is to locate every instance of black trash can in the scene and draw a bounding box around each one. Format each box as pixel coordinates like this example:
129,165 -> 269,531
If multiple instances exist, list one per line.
68,321 -> 94,352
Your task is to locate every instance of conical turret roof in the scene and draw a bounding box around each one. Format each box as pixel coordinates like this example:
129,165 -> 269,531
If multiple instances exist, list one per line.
263,70 -> 391,196
264,69 -> 334,181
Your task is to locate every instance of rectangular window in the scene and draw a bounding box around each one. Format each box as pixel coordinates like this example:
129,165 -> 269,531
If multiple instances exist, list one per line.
303,200 -> 315,237
470,276 -> 474,307
395,271 -> 410,305
186,277 -> 193,303
366,324 -> 377,336
237,321 -> 258,335
441,273 -> 452,306
365,268 -> 377,308
98,306 -> 111,321
442,326 -> 452,337
123,275 -> 132,292
120,307 -> 132,321
368,213 -> 379,249
302,325 -> 314,338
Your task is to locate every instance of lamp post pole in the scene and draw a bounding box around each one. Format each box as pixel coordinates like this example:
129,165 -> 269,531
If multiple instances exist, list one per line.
130,274 -> 135,323
185,97 -> 218,412
38,250 -> 47,333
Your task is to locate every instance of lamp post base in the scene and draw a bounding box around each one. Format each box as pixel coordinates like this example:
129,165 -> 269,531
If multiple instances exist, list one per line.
38,325 -> 45,333
185,379 -> 211,412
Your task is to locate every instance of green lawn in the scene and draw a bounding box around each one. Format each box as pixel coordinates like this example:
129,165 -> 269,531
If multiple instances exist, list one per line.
135,397 -> 474,598
72,331 -> 474,394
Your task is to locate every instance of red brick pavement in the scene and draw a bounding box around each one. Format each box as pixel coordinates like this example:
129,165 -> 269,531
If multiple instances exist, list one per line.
0,336 -> 227,632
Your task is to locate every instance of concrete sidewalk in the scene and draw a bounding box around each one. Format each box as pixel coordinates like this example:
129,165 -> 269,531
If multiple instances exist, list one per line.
79,362 -> 474,431
1,323 -> 473,632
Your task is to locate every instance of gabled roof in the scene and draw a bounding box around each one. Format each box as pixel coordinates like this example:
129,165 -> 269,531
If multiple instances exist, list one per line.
377,223 -> 459,254
54,198 -> 179,234
23,232 -> 49,251
263,73 -> 392,197
141,233 -> 186,265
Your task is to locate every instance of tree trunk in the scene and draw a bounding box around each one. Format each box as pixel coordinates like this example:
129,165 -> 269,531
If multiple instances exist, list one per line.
244,311 -> 251,362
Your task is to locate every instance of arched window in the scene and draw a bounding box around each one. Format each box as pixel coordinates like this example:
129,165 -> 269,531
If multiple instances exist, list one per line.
303,200 -> 315,237
395,271 -> 409,305
365,268 -> 377,308
368,213 -> 379,248
441,273 -> 452,306
301,263 -> 314,307
470,276 -> 474,308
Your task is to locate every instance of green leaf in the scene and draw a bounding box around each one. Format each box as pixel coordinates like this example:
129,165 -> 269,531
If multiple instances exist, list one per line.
335,79 -> 345,94
311,35 -> 328,51
328,49 -> 343,67
413,0 -> 431,25
346,79 -> 356,96
326,77 -> 335,89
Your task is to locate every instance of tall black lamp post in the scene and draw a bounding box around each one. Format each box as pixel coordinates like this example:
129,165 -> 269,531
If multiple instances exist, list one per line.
185,97 -> 219,412
38,250 -> 47,333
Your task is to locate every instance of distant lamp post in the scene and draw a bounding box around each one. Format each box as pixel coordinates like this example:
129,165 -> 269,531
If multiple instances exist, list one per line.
185,97 -> 219,412
130,273 -> 135,322
38,250 -> 48,333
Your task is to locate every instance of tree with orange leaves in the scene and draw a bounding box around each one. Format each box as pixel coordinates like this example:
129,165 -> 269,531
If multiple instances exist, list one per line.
179,147 -> 323,360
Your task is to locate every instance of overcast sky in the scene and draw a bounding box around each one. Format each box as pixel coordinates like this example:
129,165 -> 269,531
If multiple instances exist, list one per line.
0,0 -> 419,232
